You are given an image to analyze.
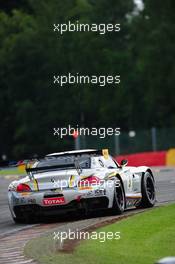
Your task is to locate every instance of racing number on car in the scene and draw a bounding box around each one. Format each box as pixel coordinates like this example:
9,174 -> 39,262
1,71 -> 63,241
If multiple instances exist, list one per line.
123,169 -> 133,191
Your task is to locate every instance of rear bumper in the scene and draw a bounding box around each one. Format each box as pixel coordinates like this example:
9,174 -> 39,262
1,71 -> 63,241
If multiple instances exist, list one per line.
13,197 -> 109,218
8,184 -> 113,219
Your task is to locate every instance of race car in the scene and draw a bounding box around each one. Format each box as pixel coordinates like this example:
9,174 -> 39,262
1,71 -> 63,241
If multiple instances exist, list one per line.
8,149 -> 156,223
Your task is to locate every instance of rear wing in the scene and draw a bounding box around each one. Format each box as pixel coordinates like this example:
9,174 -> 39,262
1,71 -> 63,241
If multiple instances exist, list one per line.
46,149 -> 109,158
26,149 -> 109,175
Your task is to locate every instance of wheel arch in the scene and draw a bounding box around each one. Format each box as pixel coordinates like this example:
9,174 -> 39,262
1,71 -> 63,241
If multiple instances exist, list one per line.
142,169 -> 155,182
115,173 -> 125,191
114,173 -> 126,207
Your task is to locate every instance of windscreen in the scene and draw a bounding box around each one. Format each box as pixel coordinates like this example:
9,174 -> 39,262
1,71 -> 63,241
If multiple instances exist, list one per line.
36,155 -> 91,169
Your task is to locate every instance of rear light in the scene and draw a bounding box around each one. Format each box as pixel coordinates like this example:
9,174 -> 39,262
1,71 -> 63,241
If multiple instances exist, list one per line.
78,176 -> 100,188
16,183 -> 31,192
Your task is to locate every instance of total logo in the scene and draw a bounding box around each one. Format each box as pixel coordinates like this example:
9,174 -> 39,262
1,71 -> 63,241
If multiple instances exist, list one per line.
43,197 -> 65,206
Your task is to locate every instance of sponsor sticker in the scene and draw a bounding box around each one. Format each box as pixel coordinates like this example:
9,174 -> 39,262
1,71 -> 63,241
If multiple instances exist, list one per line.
20,192 -> 31,196
43,197 -> 65,206
78,186 -> 93,191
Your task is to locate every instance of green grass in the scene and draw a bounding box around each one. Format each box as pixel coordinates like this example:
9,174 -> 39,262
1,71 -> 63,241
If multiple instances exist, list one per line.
0,167 -> 24,176
25,203 -> 175,264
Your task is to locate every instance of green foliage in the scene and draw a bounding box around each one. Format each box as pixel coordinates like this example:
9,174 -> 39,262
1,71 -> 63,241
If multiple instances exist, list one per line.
24,203 -> 175,264
131,0 -> 175,127
0,0 -> 174,158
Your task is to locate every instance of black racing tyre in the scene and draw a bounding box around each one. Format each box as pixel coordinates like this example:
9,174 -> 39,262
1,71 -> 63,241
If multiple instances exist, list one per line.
13,214 -> 36,224
13,216 -> 25,224
139,171 -> 156,208
112,178 -> 125,214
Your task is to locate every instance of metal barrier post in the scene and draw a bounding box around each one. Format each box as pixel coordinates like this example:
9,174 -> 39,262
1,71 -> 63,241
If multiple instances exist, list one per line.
151,127 -> 157,151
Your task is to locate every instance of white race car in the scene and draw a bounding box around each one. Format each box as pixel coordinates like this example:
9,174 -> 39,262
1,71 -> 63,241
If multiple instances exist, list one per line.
8,149 -> 156,223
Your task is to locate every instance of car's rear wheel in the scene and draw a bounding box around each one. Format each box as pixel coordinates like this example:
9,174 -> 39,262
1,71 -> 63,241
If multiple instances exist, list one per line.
112,178 -> 125,214
13,217 -> 25,224
13,214 -> 36,224
138,171 -> 156,208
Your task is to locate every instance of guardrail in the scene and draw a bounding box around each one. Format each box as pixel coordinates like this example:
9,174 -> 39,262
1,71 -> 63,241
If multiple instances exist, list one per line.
115,149 -> 175,167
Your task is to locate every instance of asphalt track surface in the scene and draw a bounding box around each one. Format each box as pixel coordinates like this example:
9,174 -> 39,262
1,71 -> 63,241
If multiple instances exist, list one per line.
0,167 -> 175,237
0,167 -> 175,263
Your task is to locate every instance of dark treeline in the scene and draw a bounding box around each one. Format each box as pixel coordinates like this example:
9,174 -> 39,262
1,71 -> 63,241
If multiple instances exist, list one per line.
0,0 -> 174,159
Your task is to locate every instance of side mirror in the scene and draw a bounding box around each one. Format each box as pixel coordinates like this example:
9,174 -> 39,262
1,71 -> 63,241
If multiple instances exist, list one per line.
120,159 -> 128,167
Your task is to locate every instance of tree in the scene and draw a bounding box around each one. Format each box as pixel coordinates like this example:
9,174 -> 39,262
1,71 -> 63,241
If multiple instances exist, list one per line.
130,0 -> 175,127
0,0 -> 31,13
2,0 -> 174,158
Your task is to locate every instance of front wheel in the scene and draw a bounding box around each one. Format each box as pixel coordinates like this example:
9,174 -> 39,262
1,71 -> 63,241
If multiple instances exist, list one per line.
138,171 -> 156,208
112,178 -> 125,214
